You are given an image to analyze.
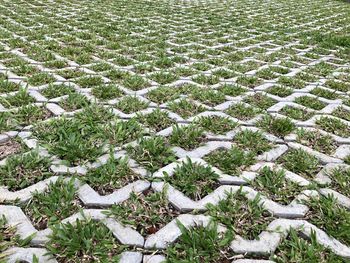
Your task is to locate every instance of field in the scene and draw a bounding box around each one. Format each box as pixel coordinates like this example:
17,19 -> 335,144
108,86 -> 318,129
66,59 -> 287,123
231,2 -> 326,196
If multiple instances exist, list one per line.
0,0 -> 350,262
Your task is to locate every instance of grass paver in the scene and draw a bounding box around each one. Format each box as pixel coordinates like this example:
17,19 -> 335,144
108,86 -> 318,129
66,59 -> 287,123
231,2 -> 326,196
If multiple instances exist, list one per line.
0,0 -> 350,261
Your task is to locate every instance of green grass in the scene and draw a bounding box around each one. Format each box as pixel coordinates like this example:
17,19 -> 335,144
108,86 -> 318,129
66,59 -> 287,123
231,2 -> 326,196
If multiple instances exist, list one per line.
234,129 -> 272,155
279,149 -> 320,178
147,86 -> 181,104
306,31 -> 350,49
252,167 -> 303,205
0,80 -> 20,94
150,71 -> 179,85
0,89 -> 35,108
83,155 -> 139,195
164,158 -> 220,200
295,96 -> 326,110
0,111 -> 16,133
33,106 -> 113,165
236,76 -> 262,88
258,115 -> 295,137
325,80 -> 350,92
273,229 -> 348,263
325,167 -> 350,198
14,105 -> 52,126
46,219 -> 126,262
189,88 -> 226,107
205,189 -> 273,239
165,221 -> 232,263
243,93 -> 276,110
194,115 -> 237,134
126,136 -> 176,173
280,106 -> 314,121
137,108 -> 175,132
23,178 -> 80,230
122,75 -> 150,91
277,76 -> 305,89
266,85 -> 293,97
76,76 -> 104,88
310,87 -> 339,100
225,103 -> 262,120
168,99 -> 206,119
27,72 -> 55,86
192,74 -> 220,85
296,128 -> 337,154
59,92 -> 90,111
1,0 -> 350,261
92,84 -> 123,100
316,116 -> 350,137
168,124 -> 205,150
0,150 -> 53,191
217,84 -> 246,97
116,96 -> 149,114
304,195 -> 350,246
204,146 -> 255,175
101,118 -> 143,145
104,190 -> 178,236
33,117 -> 105,165
332,106 -> 350,122
41,84 -> 75,99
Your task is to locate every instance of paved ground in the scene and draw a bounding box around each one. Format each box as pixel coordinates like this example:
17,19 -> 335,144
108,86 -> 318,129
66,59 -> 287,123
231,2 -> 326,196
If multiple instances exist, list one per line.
0,0 -> 350,262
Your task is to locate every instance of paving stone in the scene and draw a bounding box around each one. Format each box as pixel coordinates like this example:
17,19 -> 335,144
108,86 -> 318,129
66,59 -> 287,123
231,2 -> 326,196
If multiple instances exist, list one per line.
0,0 -> 350,261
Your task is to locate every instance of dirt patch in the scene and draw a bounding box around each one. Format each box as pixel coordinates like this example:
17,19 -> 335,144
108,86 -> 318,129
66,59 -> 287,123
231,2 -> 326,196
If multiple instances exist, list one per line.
0,139 -> 22,160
